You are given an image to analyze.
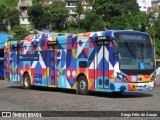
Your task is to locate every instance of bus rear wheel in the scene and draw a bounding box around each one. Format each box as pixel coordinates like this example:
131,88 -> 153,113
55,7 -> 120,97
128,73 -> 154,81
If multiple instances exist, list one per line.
77,76 -> 88,95
23,73 -> 31,89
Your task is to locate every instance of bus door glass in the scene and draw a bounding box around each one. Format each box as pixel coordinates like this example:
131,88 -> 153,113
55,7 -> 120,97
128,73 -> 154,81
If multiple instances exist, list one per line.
96,37 -> 110,89
10,44 -> 19,82
48,41 -> 57,85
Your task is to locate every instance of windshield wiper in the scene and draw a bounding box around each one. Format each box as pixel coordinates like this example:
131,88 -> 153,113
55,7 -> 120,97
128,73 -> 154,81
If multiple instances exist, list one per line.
140,43 -> 145,62
125,41 -> 136,59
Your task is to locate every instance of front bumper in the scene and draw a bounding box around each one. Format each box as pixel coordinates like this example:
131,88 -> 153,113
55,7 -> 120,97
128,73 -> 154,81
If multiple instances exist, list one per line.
109,80 -> 156,92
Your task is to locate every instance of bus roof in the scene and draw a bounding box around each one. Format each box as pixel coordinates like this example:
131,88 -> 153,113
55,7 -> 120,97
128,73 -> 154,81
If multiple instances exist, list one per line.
7,30 -> 150,45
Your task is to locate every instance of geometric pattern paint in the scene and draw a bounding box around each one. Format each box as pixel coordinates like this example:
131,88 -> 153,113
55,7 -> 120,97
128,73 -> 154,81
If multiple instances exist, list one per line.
4,30 -> 156,92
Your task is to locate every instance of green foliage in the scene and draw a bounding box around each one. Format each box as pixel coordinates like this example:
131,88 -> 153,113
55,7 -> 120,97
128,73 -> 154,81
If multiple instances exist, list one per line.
155,16 -> 160,37
32,0 -> 48,4
29,0 -> 69,30
131,12 -> 149,31
0,0 -> 18,8
109,15 -> 130,30
67,20 -> 78,28
155,39 -> 160,59
75,2 -> 84,17
109,13 -> 149,31
75,2 -> 84,28
0,4 -> 19,31
81,11 -> 105,31
0,4 -> 6,22
61,27 -> 86,34
92,0 -> 114,21
49,0 -> 69,29
5,8 -> 19,28
12,25 -> 30,41
28,3 -> 51,29
93,0 -> 139,21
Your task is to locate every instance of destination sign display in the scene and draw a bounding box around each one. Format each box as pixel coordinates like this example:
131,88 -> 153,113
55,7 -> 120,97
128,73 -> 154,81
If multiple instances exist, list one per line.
114,32 -> 150,42
48,41 -> 57,45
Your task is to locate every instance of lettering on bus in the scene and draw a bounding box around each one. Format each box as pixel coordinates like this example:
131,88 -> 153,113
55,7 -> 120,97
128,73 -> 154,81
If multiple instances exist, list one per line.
115,32 -> 150,42
19,54 -> 39,61
34,74 -> 42,84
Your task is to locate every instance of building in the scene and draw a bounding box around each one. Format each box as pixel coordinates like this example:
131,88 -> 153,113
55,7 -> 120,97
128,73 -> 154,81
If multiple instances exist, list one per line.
48,0 -> 91,15
18,0 -> 32,28
137,0 -> 152,14
65,0 -> 79,15
151,0 -> 160,17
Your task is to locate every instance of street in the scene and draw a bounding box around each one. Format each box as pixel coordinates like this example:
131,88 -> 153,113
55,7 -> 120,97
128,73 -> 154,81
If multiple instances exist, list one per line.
0,77 -> 160,120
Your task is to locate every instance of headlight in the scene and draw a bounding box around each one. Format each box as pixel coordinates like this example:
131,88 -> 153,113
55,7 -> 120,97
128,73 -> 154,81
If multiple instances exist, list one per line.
150,74 -> 156,82
117,73 -> 128,82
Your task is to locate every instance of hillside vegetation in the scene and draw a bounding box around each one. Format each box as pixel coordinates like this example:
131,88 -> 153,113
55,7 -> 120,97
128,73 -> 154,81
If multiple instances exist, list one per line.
0,0 -> 18,8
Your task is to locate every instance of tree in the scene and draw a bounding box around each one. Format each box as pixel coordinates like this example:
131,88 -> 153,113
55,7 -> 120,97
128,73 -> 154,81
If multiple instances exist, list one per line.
109,15 -> 130,30
84,0 -> 93,8
132,13 -> 149,31
32,0 -> 49,5
0,4 -> 19,32
49,0 -> 69,30
75,1 -> 84,17
28,3 -> 51,29
109,13 -> 149,31
0,0 -> 18,8
155,38 -> 160,59
28,0 -> 69,31
155,16 -> 160,37
0,4 -> 6,23
92,0 -> 114,21
5,8 -> 19,29
92,0 -> 139,21
81,11 -> 105,31
12,25 -> 30,41
75,1 -> 84,28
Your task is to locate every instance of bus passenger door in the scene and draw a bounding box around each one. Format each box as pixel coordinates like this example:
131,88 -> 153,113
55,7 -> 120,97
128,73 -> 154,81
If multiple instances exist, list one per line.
10,44 -> 19,82
96,41 -> 110,89
48,43 -> 57,86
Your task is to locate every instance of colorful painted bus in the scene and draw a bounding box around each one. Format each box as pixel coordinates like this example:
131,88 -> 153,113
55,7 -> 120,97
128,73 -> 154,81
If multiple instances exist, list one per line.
4,30 -> 156,95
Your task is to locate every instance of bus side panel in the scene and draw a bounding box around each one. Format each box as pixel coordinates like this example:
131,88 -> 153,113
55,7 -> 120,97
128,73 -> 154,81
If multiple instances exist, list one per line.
65,36 -> 77,89
4,42 -> 8,80
57,37 -> 69,88
108,40 -> 116,92
5,42 -> 11,81
9,41 -> 19,83
88,37 -> 96,91
56,35 -> 78,89
77,37 -> 90,88
30,44 -> 48,87
48,45 -> 57,86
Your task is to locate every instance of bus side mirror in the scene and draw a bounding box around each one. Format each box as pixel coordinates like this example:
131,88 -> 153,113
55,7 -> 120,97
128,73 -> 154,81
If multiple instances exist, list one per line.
114,42 -> 119,54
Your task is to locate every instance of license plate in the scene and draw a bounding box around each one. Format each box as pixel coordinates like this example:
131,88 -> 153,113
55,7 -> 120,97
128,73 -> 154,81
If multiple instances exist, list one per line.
136,86 -> 144,90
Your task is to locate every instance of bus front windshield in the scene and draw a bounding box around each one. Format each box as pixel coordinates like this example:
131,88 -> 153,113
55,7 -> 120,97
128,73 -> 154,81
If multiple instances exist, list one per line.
118,41 -> 154,74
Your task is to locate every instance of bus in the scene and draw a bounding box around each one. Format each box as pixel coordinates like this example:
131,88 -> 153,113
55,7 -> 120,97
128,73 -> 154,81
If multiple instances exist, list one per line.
4,30 -> 156,95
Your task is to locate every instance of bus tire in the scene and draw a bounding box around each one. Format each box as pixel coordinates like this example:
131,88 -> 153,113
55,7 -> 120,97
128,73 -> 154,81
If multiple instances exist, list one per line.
77,75 -> 88,95
23,73 -> 31,89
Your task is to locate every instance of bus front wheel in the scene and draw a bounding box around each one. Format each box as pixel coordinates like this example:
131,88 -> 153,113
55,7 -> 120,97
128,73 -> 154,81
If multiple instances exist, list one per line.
77,76 -> 88,95
23,73 -> 31,89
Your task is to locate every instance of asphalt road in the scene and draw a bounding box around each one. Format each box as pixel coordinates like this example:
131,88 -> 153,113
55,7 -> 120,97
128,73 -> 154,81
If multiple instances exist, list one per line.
0,77 -> 160,120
